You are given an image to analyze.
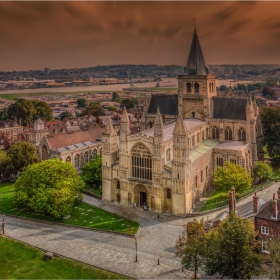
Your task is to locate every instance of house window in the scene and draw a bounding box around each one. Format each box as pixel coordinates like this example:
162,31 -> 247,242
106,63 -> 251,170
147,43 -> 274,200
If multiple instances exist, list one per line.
262,240 -> 269,253
261,226 -> 269,235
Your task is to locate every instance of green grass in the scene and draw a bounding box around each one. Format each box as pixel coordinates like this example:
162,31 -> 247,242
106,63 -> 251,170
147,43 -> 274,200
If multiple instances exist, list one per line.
0,182 -> 138,234
0,235 -> 128,279
269,169 -> 280,180
83,183 -> 102,196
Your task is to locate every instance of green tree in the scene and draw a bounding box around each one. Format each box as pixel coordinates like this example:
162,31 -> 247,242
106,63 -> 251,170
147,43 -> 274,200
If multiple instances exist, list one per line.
204,211 -> 262,279
77,98 -> 87,108
213,161 -> 252,193
7,99 -> 36,125
0,150 -> 9,178
176,219 -> 206,279
6,141 -> 38,176
108,105 -> 117,111
83,102 -> 104,117
261,107 -> 280,158
0,107 -> 8,121
265,234 -> 280,279
13,158 -> 84,219
59,111 -> 73,120
32,101 -> 53,121
81,155 -> 102,185
218,85 -> 228,91
253,161 -> 272,182
263,87 -> 277,100
121,98 -> 138,109
112,92 -> 121,102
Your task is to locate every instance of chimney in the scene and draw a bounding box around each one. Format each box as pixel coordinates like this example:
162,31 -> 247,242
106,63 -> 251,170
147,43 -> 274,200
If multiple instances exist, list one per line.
272,193 -> 278,219
253,193 -> 259,214
277,187 -> 280,200
229,187 -> 236,213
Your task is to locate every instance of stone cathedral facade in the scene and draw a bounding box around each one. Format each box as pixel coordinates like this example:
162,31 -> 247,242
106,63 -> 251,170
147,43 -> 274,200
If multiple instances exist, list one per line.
101,27 -> 263,216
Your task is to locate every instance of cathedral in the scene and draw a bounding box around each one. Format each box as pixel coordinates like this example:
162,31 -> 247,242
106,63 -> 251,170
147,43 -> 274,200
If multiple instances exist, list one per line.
101,27 -> 263,216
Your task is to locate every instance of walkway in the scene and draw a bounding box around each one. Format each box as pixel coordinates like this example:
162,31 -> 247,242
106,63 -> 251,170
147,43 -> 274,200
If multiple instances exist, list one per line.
3,182 -> 280,279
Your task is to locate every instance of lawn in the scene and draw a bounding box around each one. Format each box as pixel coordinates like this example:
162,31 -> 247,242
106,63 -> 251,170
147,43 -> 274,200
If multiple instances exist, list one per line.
199,189 -> 229,212
0,182 -> 138,234
0,235 -> 128,279
270,169 -> 280,180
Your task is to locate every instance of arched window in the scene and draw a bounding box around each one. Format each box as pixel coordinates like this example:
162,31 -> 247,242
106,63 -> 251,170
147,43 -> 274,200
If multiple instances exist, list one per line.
66,156 -> 71,162
229,158 -> 237,164
238,128 -> 246,141
116,181 -> 120,189
212,126 -> 219,140
187,83 -> 191,93
209,82 -> 212,93
194,83 -> 199,93
167,189 -> 171,199
84,151 -> 89,163
74,154 -> 80,168
132,144 -> 152,180
166,148 -> 171,162
217,157 -> 224,167
225,127 -> 233,141
42,145 -> 48,161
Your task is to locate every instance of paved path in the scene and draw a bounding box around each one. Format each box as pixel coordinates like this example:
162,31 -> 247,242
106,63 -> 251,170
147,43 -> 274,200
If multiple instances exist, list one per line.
3,182 -> 280,279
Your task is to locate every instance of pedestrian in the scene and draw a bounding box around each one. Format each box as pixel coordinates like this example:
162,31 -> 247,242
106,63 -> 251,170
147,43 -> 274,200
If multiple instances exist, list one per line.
2,220 -> 4,235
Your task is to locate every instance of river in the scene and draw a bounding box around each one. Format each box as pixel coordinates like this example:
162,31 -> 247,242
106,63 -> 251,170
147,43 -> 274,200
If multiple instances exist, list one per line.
0,78 -> 262,95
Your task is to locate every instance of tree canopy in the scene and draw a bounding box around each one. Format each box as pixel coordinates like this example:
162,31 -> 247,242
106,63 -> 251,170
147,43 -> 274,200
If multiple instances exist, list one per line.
59,111 -> 73,120
82,102 -> 104,117
108,105 -> 117,111
81,154 -> 102,184
213,161 -> 252,193
263,87 -> 278,100
204,211 -> 262,279
6,99 -> 52,125
112,92 -> 121,103
6,141 -> 38,176
253,161 -> 272,182
13,158 -> 84,219
121,98 -> 138,109
77,98 -> 87,108
261,107 -> 280,158
176,219 -> 206,279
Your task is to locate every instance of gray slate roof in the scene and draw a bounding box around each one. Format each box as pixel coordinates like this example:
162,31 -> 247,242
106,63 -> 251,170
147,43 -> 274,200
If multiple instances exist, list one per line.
148,94 -> 178,115
212,97 -> 247,120
184,29 -> 209,75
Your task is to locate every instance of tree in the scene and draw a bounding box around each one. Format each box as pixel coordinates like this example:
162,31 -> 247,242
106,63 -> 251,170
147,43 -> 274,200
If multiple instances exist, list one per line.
121,98 -> 138,109
13,158 -> 84,219
81,154 -> 102,185
82,102 -> 104,117
204,211 -> 262,279
112,92 -> 121,102
213,161 -> 252,193
32,100 -> 53,121
108,105 -> 117,111
77,98 -> 87,108
0,107 -> 8,121
118,204 -> 139,231
6,141 -> 38,176
253,161 -> 272,182
218,85 -> 228,91
263,87 -> 277,100
176,219 -> 206,279
59,111 -> 73,120
265,234 -> 280,279
0,150 -> 9,178
261,107 -> 280,158
7,99 -> 36,125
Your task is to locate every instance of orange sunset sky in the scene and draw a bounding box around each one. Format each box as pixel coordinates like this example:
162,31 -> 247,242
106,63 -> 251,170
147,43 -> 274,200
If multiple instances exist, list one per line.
1,1 -> 280,71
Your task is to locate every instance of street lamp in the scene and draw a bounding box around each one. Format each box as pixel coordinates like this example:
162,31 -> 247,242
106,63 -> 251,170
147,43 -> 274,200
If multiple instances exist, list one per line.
135,237 -> 138,262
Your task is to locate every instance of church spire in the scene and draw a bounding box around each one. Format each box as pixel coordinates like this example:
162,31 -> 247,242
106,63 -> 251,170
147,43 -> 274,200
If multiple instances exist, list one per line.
173,115 -> 188,136
184,22 -> 209,75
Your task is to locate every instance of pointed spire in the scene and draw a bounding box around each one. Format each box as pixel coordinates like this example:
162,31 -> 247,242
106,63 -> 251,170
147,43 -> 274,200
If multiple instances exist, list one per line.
173,115 -> 188,136
103,117 -> 116,135
154,107 -> 163,127
184,23 -> 209,75
121,106 -> 129,123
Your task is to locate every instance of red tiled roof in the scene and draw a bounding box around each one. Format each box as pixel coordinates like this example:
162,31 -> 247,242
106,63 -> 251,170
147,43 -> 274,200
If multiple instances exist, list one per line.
46,126 -> 105,150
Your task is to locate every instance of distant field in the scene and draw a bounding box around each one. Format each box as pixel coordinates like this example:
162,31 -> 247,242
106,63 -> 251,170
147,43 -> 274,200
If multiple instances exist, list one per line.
0,87 -> 175,101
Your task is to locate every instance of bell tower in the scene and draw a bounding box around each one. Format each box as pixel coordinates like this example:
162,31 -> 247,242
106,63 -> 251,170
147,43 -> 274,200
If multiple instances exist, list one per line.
178,22 -> 216,120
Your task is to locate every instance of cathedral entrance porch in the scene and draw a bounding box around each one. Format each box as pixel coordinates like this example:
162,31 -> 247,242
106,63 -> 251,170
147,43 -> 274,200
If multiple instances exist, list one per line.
134,184 -> 149,207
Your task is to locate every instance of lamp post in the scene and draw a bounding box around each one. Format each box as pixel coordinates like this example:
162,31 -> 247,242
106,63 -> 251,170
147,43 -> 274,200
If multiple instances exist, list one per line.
135,237 -> 138,262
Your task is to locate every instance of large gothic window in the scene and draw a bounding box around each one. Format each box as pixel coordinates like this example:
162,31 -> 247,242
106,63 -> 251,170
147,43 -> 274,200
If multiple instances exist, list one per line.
212,126 -> 219,140
238,128 -> 246,141
194,83 -> 199,93
187,83 -> 191,93
84,151 -> 89,163
132,144 -> 152,181
225,127 -> 233,141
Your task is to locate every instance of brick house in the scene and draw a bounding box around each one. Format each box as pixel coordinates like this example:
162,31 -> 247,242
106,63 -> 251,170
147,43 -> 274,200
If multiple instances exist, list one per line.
254,188 -> 280,252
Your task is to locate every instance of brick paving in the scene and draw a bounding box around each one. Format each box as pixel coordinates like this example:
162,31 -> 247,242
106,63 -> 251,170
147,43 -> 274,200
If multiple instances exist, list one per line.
3,182 -> 280,279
